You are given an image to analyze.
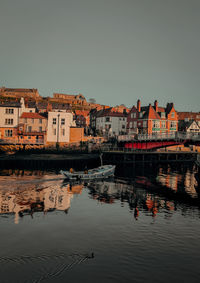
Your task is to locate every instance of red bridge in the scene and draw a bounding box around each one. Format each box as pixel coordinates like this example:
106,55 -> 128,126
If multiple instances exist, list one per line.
118,132 -> 200,150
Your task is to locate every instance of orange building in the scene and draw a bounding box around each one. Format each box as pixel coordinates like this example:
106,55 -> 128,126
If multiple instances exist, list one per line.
53,93 -> 87,106
74,110 -> 90,128
127,100 -> 178,135
0,87 -> 40,99
18,112 -> 47,144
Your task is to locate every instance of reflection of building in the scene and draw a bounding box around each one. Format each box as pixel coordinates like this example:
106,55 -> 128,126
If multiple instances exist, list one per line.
0,178 -> 83,224
157,166 -> 198,198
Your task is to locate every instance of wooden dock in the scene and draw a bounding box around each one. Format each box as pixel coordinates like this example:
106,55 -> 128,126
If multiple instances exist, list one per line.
102,149 -> 197,164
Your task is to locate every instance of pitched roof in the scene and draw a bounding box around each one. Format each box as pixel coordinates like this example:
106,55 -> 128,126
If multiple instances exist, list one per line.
20,112 -> 46,119
178,112 -> 200,121
143,105 -> 161,119
75,110 -> 90,117
96,108 -> 127,118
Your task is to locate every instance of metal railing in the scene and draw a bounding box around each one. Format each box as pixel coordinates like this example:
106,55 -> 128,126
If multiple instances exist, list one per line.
118,132 -> 200,142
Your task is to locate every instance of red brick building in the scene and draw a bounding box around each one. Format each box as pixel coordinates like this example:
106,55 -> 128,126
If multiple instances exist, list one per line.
127,100 -> 178,135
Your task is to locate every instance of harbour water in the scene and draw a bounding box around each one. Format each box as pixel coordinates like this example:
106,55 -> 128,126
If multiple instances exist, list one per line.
0,162 -> 200,283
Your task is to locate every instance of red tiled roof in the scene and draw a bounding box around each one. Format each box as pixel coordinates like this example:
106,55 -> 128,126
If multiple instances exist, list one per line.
20,112 -> 46,119
157,107 -> 165,112
75,110 -> 90,117
143,105 -> 161,119
178,112 -> 200,121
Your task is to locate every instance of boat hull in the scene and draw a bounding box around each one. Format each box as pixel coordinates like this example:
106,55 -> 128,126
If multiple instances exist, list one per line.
60,165 -> 116,181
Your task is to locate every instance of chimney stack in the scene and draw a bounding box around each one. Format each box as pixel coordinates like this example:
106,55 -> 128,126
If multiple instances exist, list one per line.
154,100 -> 158,112
137,99 -> 141,112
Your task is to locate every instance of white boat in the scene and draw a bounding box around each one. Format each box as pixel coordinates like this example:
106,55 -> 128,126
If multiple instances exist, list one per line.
60,165 -> 116,181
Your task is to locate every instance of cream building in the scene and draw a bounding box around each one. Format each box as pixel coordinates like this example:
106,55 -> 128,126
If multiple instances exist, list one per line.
46,111 -> 74,143
0,98 -> 35,139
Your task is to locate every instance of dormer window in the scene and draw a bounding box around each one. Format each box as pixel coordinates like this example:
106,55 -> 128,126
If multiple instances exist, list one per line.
139,113 -> 143,118
171,112 -> 175,118
131,113 -> 136,118
161,112 -> 165,118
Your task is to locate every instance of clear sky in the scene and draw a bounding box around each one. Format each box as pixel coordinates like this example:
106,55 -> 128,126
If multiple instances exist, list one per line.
0,0 -> 199,111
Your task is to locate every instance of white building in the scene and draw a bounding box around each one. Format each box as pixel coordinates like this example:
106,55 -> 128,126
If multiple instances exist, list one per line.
96,110 -> 127,137
46,111 -> 74,143
0,98 -> 35,139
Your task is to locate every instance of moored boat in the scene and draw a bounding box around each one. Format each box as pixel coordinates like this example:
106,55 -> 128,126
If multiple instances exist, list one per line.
60,165 -> 116,181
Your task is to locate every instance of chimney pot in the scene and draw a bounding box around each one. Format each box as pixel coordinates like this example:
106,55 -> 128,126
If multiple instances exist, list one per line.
154,100 -> 158,111
137,99 -> 141,112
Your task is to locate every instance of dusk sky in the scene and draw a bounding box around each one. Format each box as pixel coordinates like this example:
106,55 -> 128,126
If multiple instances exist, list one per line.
0,0 -> 199,111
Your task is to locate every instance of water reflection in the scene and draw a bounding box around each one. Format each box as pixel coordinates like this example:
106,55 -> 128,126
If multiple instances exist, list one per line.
0,175 -> 83,224
0,163 -> 200,225
1,165 -> 200,282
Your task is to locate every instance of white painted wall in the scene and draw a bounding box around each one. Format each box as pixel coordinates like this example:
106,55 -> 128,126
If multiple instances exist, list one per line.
96,116 -> 127,136
0,98 -> 35,129
47,111 -> 74,143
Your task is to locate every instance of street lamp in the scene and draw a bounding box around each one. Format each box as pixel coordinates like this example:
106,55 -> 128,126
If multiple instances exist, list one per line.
57,113 -> 60,149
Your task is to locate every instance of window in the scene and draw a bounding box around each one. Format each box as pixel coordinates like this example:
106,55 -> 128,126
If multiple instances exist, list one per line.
106,117 -> 110,122
5,108 -> 14,114
131,113 -> 136,118
134,121 -> 137,128
28,126 -> 32,132
53,118 -> 57,125
5,119 -> 13,125
153,120 -> 160,128
62,129 -> 65,136
161,121 -> 166,128
170,122 -> 176,128
122,125 -> 125,129
161,112 -> 166,118
5,130 -> 12,137
139,113 -> 143,118
30,110 -> 32,113
32,119 -> 34,123
171,112 -> 175,118
130,122 -> 132,128
39,119 -> 42,124
61,118 -> 65,125
24,118 -> 27,123
39,126 -> 42,132
53,129 -> 56,135
143,121 -> 147,127
28,136 -> 31,139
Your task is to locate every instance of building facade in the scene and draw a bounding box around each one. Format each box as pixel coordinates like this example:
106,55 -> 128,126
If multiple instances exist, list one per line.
0,87 -> 40,98
18,112 -> 47,143
96,108 -> 127,137
127,100 -> 178,135
46,111 -> 74,144
0,98 -> 33,140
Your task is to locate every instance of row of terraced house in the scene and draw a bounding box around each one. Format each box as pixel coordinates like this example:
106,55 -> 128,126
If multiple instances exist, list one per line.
90,99 -> 200,137
0,87 -> 200,145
